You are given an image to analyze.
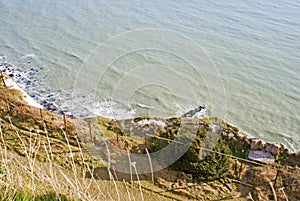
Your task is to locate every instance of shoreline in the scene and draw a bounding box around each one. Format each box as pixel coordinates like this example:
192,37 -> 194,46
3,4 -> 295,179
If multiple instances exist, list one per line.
1,71 -> 300,167
0,61 -> 64,115
221,120 -> 300,165
1,66 -> 299,156
3,76 -> 43,109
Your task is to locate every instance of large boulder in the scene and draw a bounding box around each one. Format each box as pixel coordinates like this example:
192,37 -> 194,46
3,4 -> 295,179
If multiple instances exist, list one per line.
265,142 -> 281,156
250,139 -> 265,150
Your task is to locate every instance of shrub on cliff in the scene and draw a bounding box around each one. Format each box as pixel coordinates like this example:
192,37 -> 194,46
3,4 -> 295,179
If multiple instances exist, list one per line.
172,139 -> 232,181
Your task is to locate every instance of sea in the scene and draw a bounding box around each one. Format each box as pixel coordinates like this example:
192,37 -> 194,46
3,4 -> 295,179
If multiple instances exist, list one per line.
0,0 -> 299,151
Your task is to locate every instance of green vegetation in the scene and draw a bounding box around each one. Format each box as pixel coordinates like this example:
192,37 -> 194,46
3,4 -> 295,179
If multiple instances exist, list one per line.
172,140 -> 232,181
229,144 -> 250,159
0,76 -> 299,200
0,190 -> 69,201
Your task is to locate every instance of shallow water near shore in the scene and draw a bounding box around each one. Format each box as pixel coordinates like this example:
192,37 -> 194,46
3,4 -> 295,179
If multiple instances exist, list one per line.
0,0 -> 299,151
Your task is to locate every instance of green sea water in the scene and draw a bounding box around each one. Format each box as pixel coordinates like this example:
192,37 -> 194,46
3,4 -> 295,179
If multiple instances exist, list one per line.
0,0 -> 299,150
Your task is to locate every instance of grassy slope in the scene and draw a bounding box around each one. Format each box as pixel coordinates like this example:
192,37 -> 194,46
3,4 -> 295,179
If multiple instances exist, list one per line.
0,75 -> 299,200
0,77 -> 189,201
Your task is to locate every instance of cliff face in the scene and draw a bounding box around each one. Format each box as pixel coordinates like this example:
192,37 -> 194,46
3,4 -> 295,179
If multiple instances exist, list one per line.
1,74 -> 300,201
92,113 -> 300,200
0,75 -> 85,165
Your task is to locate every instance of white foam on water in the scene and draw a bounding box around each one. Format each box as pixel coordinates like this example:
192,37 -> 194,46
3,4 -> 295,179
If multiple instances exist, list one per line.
90,100 -> 136,120
136,103 -> 153,109
84,100 -> 205,120
21,53 -> 36,59
0,55 -> 6,62
282,138 -> 298,153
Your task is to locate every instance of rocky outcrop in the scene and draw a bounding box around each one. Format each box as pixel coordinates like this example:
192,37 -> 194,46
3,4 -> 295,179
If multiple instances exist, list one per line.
221,122 -> 300,166
248,150 -> 275,163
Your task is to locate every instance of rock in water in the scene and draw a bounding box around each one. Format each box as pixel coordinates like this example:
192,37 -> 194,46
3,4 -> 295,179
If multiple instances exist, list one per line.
181,106 -> 206,118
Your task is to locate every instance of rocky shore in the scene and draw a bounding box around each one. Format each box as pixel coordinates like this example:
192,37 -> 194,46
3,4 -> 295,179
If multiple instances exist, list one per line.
1,59 -> 299,166
221,121 -> 300,166
1,70 -> 300,201
0,60 -> 73,117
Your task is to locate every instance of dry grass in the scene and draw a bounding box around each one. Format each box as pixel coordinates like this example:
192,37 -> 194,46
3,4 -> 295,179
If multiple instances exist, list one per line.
0,78 -> 186,201
1,76 -> 300,201
0,121 -> 186,201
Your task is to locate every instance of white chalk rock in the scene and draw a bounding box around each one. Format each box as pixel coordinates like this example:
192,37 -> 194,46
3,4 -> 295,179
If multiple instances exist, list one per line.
248,150 -> 275,164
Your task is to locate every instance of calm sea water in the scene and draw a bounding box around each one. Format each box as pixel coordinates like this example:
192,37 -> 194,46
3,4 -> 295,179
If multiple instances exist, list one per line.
0,0 -> 299,151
